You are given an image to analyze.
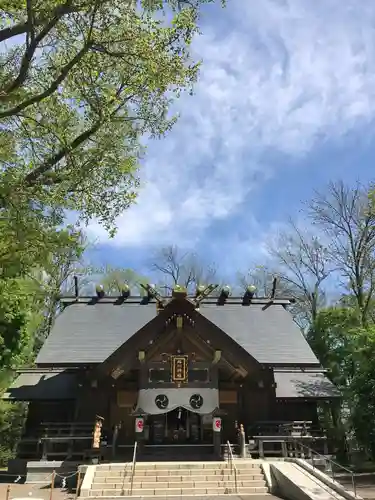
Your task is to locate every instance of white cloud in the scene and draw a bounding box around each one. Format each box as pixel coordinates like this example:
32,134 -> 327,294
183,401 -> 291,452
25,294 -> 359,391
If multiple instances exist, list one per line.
87,0 -> 375,247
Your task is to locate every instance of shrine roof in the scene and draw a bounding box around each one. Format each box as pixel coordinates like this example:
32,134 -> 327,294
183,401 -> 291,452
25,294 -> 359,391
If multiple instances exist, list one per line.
35,296 -> 319,367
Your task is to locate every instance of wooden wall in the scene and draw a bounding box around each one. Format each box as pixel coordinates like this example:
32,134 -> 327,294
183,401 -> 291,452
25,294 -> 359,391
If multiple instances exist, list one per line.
272,400 -> 319,423
25,400 -> 75,429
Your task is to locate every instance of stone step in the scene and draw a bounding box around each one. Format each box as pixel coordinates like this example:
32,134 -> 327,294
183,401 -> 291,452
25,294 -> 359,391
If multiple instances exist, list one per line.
88,486 -> 269,496
91,480 -> 266,489
94,469 -> 262,478
94,466 -> 262,477
92,473 -> 265,483
95,462 -> 260,471
89,496 -> 274,500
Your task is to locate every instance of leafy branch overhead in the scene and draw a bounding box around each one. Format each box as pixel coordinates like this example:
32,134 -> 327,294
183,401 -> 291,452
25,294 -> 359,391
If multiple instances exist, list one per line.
0,0 -> 222,231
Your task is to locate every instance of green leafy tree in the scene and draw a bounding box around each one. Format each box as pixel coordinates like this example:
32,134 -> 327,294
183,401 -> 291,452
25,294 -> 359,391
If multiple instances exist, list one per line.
0,227 -> 86,466
310,305 -> 375,458
29,229 -> 88,352
0,277 -> 44,370
350,325 -> 375,457
1,0 -> 223,233
308,306 -> 360,387
0,400 -> 27,467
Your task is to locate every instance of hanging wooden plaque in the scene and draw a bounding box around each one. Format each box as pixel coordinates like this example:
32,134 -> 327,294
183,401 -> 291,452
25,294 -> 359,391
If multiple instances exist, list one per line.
171,355 -> 188,382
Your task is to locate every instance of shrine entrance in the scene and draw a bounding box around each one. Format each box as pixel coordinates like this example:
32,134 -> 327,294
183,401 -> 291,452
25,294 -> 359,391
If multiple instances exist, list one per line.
146,408 -> 213,445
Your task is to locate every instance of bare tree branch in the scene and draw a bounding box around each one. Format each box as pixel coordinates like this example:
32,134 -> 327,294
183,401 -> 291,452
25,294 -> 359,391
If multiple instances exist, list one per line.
308,180 -> 375,325
267,218 -> 332,327
150,245 -> 219,292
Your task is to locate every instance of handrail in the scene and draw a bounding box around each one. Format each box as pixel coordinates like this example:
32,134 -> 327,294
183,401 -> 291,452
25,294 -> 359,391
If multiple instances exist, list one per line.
226,440 -> 238,494
294,439 -> 357,497
129,441 -> 138,496
120,440 -> 137,496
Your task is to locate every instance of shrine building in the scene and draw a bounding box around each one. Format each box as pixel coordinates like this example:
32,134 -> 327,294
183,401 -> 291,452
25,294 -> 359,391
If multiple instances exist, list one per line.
3,281 -> 341,463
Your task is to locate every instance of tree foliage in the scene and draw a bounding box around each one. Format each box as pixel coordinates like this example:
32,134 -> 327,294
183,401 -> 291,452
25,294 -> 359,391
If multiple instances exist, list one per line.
0,0 -> 226,467
0,400 -> 27,467
349,325 -> 375,456
238,180 -> 375,459
0,0 -> 221,232
310,307 -> 375,456
0,278 -> 42,369
308,306 -> 360,387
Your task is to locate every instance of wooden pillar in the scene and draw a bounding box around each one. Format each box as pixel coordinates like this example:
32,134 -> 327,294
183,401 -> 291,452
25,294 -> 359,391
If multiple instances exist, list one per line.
213,417 -> 222,458
92,415 -> 104,449
91,415 -> 104,463
135,416 -> 145,453
239,424 -> 246,458
42,438 -> 48,460
112,424 -> 119,460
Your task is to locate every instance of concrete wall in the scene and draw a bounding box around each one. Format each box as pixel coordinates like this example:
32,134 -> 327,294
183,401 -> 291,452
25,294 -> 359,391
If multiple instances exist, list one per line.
269,461 -> 362,500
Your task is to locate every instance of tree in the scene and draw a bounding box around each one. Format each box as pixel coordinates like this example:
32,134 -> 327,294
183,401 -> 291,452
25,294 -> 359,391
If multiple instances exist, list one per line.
0,0 -> 223,232
0,399 -> 27,467
308,305 -> 364,458
0,277 -> 44,370
100,268 -> 149,295
0,225 -> 87,363
237,265 -> 293,297
267,219 -> 332,328
309,181 -> 375,326
150,245 -> 220,292
349,324 -> 375,457
308,306 -> 360,387
30,230 -> 88,352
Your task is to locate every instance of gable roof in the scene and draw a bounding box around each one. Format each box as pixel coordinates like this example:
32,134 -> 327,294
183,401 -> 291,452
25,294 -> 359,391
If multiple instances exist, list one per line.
199,303 -> 319,365
36,300 -> 156,365
36,296 -> 319,367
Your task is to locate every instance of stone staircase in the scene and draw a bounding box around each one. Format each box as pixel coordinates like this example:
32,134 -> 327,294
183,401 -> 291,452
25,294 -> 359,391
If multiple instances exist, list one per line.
84,460 -> 269,497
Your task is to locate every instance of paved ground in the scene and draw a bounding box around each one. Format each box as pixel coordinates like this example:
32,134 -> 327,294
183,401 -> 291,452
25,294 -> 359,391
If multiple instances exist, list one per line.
1,473 -> 375,499
0,486 -> 275,499
0,482 -> 75,499
339,473 -> 375,499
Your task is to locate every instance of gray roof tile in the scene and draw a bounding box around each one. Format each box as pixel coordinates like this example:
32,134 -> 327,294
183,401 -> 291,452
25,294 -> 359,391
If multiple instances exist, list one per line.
36,298 -> 319,367
36,302 -> 156,364
274,370 -> 341,398
199,303 -> 319,365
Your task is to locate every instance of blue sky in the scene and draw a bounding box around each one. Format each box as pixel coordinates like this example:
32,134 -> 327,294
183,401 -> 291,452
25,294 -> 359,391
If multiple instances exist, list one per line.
85,0 -> 375,281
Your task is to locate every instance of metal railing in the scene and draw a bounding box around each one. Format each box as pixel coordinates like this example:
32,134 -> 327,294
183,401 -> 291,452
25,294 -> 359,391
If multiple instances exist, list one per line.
226,440 -> 238,494
294,440 -> 357,497
130,441 -> 138,496
121,440 -> 138,496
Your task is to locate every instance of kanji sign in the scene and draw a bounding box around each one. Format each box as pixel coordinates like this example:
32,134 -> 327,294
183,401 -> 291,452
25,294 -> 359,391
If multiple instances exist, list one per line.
171,355 -> 188,382
213,417 -> 221,432
135,417 -> 144,433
